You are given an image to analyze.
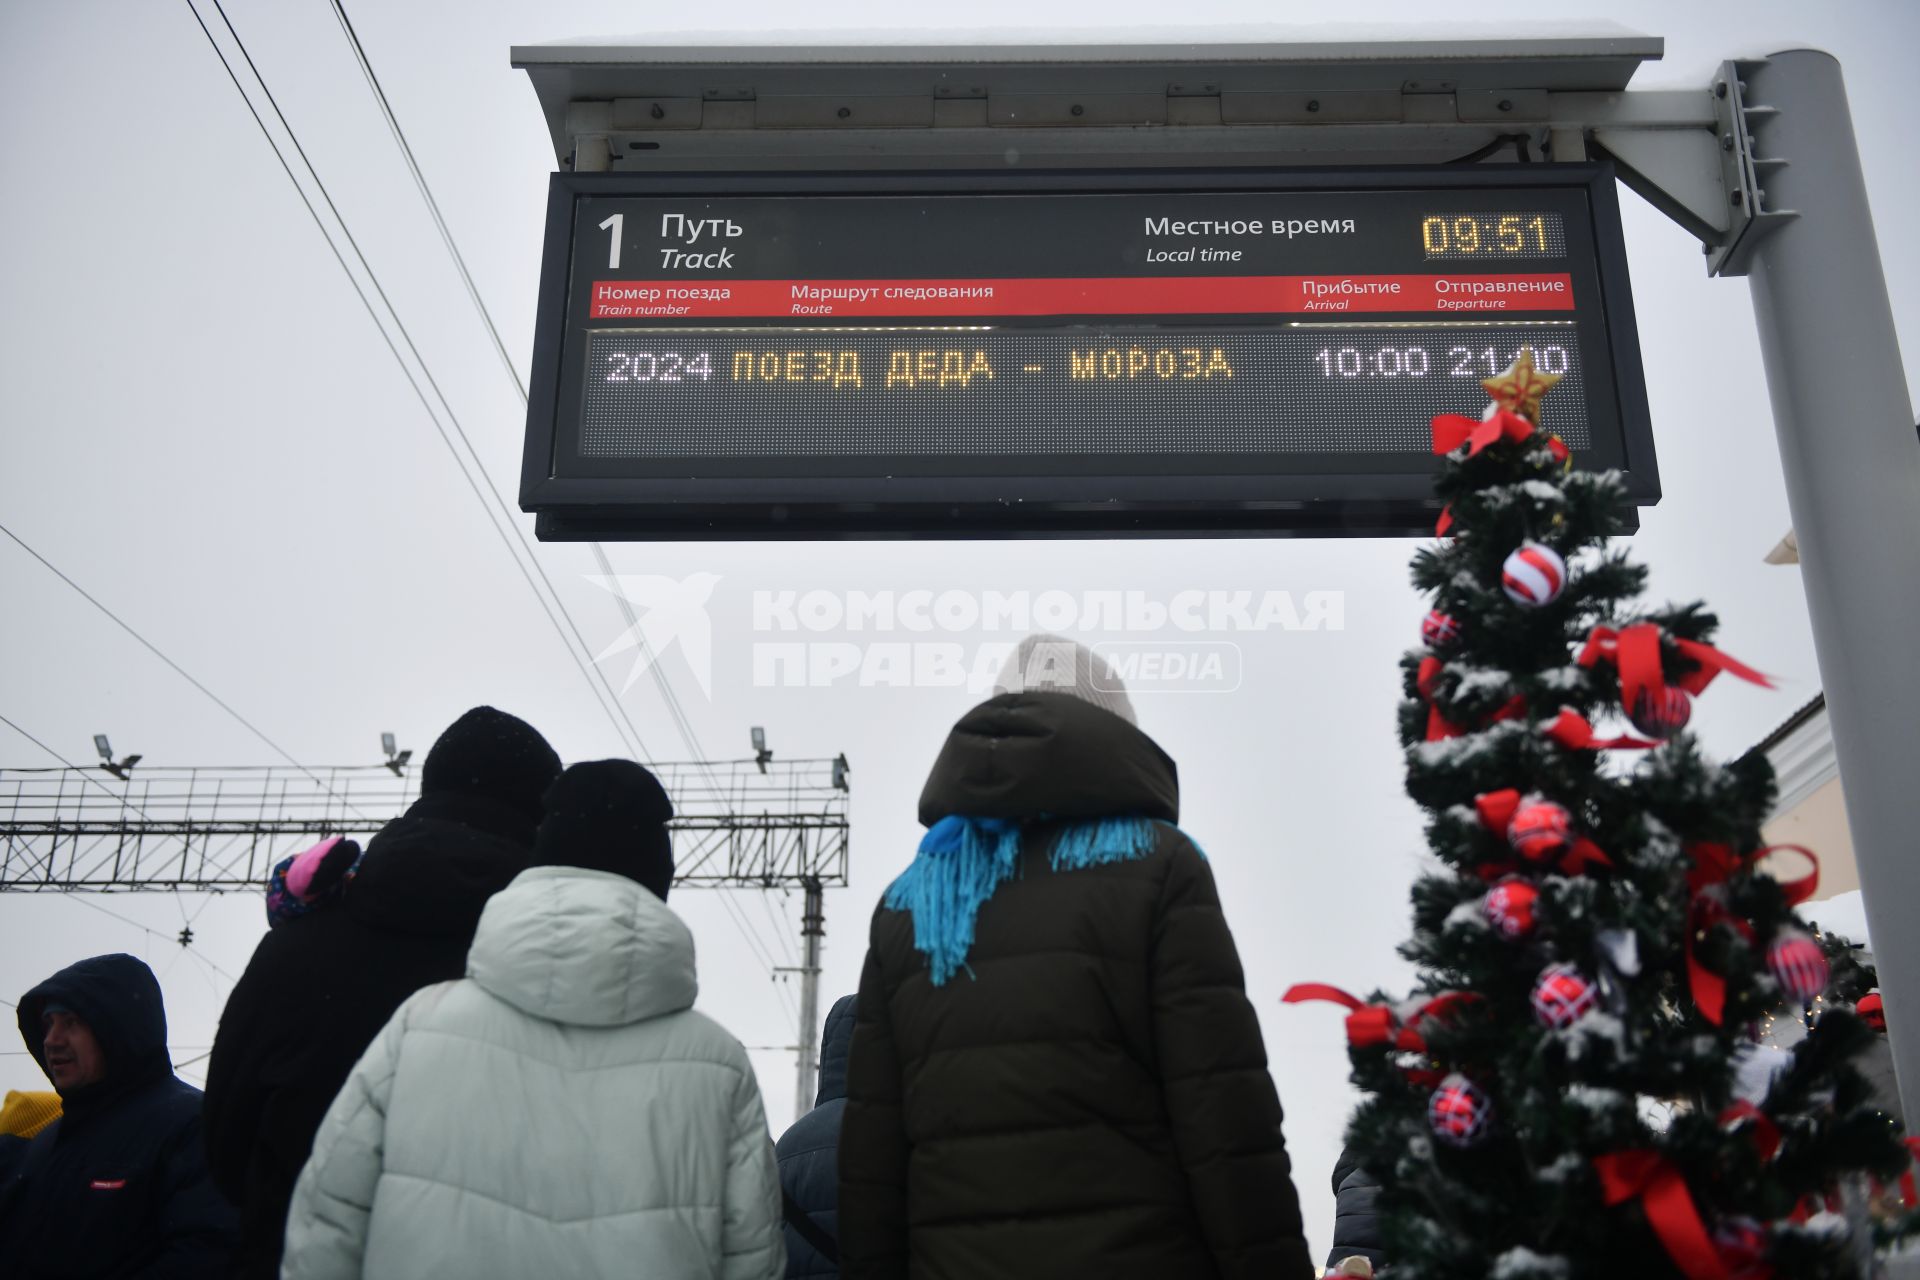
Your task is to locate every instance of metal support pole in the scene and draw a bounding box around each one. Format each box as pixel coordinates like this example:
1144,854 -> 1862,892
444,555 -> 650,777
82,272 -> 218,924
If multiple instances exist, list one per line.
794,876 -> 825,1120
1741,50 -> 1920,1120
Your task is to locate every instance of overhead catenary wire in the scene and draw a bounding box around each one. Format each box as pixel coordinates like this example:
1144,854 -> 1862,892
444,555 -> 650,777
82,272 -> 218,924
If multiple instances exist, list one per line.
184,1 -> 797,990
0,734 -> 241,983
321,0 -> 724,795
181,0 -> 651,764
0,523 -> 375,823
0,712 -> 166,825
318,2 -> 803,982
757,886 -> 800,967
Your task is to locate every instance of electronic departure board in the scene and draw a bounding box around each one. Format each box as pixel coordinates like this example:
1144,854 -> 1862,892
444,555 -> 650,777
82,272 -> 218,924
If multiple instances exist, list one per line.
521,166 -> 1655,539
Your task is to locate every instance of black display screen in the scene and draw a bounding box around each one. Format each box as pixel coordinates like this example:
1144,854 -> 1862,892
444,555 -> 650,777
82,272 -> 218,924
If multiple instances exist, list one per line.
580,325 -> 1588,460
521,167 -> 1654,538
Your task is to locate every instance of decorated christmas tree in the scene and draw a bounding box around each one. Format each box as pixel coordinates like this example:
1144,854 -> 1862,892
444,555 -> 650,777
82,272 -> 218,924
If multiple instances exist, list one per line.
1286,352 -> 1907,1278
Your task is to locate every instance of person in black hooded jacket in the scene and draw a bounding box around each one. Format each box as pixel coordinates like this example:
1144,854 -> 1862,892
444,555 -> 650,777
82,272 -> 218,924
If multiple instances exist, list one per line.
777,993 -> 857,1277
0,952 -> 238,1277
201,705 -> 560,1279
839,635 -> 1314,1280
1327,1143 -> 1386,1273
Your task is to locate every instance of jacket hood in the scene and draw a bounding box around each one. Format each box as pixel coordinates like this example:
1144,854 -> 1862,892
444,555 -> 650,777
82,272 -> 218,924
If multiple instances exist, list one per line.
815,994 -> 858,1107
17,954 -> 171,1105
918,691 -> 1179,827
345,794 -> 534,939
467,866 -> 698,1028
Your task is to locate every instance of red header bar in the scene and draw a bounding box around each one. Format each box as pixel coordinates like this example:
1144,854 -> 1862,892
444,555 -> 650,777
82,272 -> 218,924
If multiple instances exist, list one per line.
588,273 -> 1576,320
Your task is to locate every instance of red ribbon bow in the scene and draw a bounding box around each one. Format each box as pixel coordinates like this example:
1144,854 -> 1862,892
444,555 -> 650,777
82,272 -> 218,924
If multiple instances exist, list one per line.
1687,843 -> 1820,906
1593,1151 -> 1729,1280
1281,985 -> 1479,1084
1578,624 -> 1775,714
1432,408 -> 1533,458
1431,408 -> 1571,463
1428,409 -> 1569,539
1540,707 -> 1657,751
1687,890 -> 1755,1026
1474,788 -> 1614,875
1683,842 -> 1819,1024
1718,1101 -> 1783,1163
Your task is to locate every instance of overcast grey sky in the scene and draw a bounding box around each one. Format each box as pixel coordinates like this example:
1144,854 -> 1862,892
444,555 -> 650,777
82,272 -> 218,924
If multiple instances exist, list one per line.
3,0 -> 1916,1261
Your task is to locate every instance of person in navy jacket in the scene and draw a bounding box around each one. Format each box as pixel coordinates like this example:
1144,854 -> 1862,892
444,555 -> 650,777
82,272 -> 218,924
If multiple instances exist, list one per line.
0,953 -> 236,1277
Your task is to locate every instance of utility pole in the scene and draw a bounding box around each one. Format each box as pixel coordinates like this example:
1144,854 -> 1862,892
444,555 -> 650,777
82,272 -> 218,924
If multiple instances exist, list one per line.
1731,50 -> 1920,1123
794,875 -> 826,1119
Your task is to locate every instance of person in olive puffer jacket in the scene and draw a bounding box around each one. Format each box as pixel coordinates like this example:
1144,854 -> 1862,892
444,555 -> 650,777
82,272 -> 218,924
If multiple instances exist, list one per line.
838,634 -> 1315,1280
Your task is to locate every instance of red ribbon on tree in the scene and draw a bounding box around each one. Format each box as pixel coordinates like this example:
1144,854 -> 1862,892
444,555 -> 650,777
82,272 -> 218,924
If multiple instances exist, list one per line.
1431,408 -> 1572,463
1540,707 -> 1658,751
1428,407 -> 1569,537
1578,624 -> 1775,713
1593,1151 -> 1730,1280
1688,843 -> 1821,906
1718,1101 -> 1783,1162
1418,659 -> 1528,743
1281,984 -> 1479,1084
1687,892 -> 1755,1026
1419,656 -> 1462,740
1473,788 -> 1614,875
1682,842 -> 1820,1024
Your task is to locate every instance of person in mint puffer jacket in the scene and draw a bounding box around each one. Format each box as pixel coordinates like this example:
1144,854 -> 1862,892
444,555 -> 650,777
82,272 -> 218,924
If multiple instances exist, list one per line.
281,759 -> 784,1280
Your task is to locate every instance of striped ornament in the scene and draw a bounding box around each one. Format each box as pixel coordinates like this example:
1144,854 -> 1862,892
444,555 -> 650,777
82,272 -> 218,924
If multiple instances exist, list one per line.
1767,932 -> 1831,1003
1501,542 -> 1567,606
1629,686 -> 1693,738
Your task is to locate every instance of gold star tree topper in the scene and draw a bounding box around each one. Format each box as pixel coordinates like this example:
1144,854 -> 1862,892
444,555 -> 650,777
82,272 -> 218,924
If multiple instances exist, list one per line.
1482,346 -> 1563,424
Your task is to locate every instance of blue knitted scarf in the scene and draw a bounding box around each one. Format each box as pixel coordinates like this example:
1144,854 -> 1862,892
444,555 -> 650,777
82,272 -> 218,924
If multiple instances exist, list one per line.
883,814 -> 1183,985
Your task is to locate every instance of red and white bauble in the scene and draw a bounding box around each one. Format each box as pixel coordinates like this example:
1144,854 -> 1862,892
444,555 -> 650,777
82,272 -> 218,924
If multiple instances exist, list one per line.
1508,800 -> 1573,864
1501,542 -> 1568,607
1531,962 -> 1598,1029
1767,931 -> 1831,1003
1421,610 -> 1464,650
1484,880 -> 1540,940
1428,1072 -> 1494,1148
1629,686 -> 1693,739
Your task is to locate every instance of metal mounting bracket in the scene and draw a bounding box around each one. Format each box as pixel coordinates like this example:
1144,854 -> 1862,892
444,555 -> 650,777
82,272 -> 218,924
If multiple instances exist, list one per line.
1704,59 -> 1797,276
1590,59 -> 1796,277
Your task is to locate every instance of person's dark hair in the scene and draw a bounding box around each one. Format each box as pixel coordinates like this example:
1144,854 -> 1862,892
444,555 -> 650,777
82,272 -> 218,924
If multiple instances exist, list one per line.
418,707 -> 562,824
532,760 -> 675,900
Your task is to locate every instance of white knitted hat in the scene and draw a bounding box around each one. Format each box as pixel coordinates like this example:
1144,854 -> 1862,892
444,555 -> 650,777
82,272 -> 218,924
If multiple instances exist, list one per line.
992,633 -> 1137,726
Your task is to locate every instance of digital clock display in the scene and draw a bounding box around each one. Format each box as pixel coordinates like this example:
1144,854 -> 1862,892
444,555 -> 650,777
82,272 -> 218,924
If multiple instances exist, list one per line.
1421,211 -> 1567,259
522,166 -> 1654,537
